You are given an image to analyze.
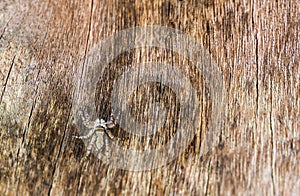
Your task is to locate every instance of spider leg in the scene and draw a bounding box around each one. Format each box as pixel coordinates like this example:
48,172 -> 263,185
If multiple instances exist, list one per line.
78,109 -> 94,128
104,129 -> 115,140
81,134 -> 97,162
105,114 -> 116,129
105,121 -> 115,129
73,128 -> 95,139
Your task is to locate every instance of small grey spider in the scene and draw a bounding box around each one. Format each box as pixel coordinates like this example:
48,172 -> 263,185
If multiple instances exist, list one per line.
73,113 -> 117,161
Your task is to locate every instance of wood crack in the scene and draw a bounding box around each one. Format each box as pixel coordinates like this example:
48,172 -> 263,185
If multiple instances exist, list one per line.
48,0 -> 94,194
80,0 -> 94,84
204,158 -> 211,196
15,100 -> 36,194
15,11 -> 51,193
269,77 -> 276,195
0,16 -> 12,40
47,104 -> 73,196
255,33 -> 259,136
0,55 -> 16,104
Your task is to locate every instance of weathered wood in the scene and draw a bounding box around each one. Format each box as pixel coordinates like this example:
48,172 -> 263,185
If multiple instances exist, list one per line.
0,0 -> 299,195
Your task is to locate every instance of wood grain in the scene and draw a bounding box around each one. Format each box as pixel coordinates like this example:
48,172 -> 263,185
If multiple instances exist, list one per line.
0,0 -> 299,195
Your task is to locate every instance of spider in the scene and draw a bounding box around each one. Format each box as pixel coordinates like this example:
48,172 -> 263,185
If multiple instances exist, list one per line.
73,113 -> 117,161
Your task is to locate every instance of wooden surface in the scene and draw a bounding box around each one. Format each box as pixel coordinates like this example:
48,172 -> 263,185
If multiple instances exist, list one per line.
0,0 -> 299,195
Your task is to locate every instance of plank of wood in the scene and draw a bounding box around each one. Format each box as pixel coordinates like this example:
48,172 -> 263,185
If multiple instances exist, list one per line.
0,0 -> 299,195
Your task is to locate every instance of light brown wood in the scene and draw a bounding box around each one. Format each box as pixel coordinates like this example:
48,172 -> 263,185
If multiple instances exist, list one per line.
0,0 -> 299,195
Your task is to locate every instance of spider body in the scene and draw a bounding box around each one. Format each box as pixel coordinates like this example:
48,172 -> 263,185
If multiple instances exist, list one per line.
73,113 -> 117,161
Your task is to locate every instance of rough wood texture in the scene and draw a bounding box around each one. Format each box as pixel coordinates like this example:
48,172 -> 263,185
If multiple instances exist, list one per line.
0,0 -> 299,195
